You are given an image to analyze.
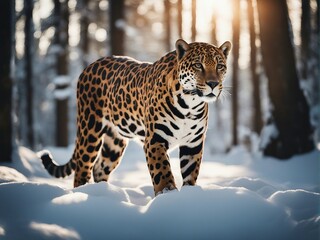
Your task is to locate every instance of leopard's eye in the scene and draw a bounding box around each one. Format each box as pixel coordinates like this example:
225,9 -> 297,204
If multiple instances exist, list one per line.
217,64 -> 226,70
193,63 -> 203,70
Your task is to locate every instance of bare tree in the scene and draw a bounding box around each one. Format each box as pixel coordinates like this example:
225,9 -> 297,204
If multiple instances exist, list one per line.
0,0 -> 14,162
24,0 -> 34,148
211,10 -> 217,45
54,0 -> 70,147
301,0 -> 311,79
247,0 -> 262,133
191,0 -> 197,42
317,0 -> 319,34
164,0 -> 172,51
79,0 -> 90,67
257,0 -> 314,159
316,0 -> 320,143
231,0 -> 240,146
210,9 -> 223,134
109,0 -> 125,55
177,0 -> 183,39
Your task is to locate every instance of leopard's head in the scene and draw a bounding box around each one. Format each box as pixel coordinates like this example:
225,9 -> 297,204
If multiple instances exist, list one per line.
175,39 -> 232,102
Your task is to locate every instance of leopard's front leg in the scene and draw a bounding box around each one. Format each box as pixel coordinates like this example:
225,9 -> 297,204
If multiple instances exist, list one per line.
144,131 -> 177,195
179,140 -> 204,186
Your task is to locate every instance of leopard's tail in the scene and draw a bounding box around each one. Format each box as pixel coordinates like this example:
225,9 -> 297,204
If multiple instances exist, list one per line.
38,150 -> 77,178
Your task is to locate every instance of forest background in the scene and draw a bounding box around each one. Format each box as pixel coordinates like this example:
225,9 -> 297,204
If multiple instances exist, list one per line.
0,0 -> 319,162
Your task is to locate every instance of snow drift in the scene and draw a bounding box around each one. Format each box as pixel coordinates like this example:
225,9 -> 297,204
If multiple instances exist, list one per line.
0,145 -> 319,240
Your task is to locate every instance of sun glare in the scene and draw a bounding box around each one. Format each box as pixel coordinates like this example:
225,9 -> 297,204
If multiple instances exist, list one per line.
183,0 -> 233,44
195,0 -> 250,69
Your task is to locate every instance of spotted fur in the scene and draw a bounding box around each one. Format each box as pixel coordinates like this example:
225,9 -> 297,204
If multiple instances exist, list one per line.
39,39 -> 231,195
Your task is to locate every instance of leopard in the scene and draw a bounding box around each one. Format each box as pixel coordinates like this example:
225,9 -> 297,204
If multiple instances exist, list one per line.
39,39 -> 232,196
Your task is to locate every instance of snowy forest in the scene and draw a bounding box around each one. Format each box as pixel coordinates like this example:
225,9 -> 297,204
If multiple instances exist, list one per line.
0,0 -> 319,239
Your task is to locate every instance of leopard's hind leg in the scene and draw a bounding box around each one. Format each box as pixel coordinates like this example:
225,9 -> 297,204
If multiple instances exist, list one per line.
93,124 -> 128,182
73,128 -> 103,187
73,108 -> 104,187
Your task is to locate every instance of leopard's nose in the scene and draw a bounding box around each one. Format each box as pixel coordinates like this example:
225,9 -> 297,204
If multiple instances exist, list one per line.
206,81 -> 219,90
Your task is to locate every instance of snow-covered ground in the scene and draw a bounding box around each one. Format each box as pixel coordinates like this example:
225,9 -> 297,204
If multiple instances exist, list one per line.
0,142 -> 319,240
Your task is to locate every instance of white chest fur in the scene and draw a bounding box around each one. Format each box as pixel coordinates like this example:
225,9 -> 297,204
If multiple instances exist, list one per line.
159,93 -> 208,150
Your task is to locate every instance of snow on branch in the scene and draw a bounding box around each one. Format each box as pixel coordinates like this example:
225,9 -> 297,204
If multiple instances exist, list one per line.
53,75 -> 71,100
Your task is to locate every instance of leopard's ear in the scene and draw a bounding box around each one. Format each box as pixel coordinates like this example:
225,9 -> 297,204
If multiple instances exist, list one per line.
219,41 -> 232,58
175,39 -> 190,60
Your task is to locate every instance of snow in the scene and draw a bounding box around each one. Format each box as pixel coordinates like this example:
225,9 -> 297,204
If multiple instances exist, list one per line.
53,75 -> 72,100
54,87 -> 72,100
0,144 -> 319,240
259,121 -> 279,150
53,75 -> 72,87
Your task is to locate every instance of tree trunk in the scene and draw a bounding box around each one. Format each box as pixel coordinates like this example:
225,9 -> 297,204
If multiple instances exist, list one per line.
301,0 -> 311,79
54,0 -> 69,147
191,0 -> 197,42
317,0 -> 319,34
211,7 -> 222,134
311,0 -> 320,145
0,0 -> 14,162
24,0 -> 34,148
211,10 -> 217,45
247,0 -> 262,134
231,0 -> 240,146
177,0 -> 183,39
79,0 -> 90,67
164,0 -> 171,51
54,0 -> 69,75
257,0 -> 314,159
109,0 -> 125,55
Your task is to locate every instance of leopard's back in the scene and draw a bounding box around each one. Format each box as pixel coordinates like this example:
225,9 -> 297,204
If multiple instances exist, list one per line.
77,56 -> 152,141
